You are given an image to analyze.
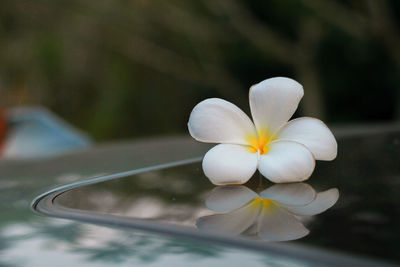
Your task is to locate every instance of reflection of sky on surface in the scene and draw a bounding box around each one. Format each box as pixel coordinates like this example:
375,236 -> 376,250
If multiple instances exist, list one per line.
46,129 -> 400,264
0,218 -> 312,267
56,170 -> 340,243
54,165 -> 216,226
3,135 -> 314,266
1,129 -> 400,265
0,137 -> 222,266
54,165 -> 339,242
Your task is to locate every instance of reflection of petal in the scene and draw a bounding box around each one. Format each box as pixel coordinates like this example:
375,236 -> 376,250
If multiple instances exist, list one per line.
277,117 -> 337,161
202,144 -> 258,185
241,222 -> 258,237
205,186 -> 258,212
196,200 -> 260,235
260,183 -> 316,206
188,98 -> 257,145
258,140 -> 315,183
257,202 -> 309,241
249,77 -> 304,135
279,188 -> 339,216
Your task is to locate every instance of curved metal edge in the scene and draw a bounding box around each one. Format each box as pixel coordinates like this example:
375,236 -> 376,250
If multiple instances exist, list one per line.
31,157 -> 203,211
31,157 -> 397,267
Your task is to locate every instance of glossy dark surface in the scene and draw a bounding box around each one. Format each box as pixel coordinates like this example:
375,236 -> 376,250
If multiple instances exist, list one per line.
3,137 -> 246,267
44,129 -> 400,263
6,135 -> 345,267
53,163 -> 337,239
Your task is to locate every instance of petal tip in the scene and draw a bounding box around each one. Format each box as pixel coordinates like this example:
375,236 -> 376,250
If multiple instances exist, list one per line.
187,98 -> 256,145
254,77 -> 304,94
258,141 -> 316,183
328,188 -> 340,200
202,144 -> 258,185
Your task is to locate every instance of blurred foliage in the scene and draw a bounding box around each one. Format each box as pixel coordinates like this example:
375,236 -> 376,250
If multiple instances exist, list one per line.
0,0 -> 400,141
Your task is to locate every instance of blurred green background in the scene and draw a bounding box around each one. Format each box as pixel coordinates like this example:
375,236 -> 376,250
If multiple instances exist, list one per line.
1,0 -> 399,141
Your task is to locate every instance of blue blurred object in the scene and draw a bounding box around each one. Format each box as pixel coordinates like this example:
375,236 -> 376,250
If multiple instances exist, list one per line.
2,107 -> 92,159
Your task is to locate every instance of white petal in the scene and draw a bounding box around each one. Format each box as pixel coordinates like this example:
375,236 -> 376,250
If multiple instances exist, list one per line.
205,186 -> 259,212
188,98 -> 256,145
277,117 -> 337,161
196,201 -> 261,235
280,188 -> 339,216
260,183 -> 316,206
249,77 -> 304,136
258,140 -> 315,183
257,203 -> 309,241
202,144 -> 258,185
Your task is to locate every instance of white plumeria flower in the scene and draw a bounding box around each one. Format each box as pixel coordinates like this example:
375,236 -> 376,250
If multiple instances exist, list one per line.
188,77 -> 337,184
197,183 -> 339,241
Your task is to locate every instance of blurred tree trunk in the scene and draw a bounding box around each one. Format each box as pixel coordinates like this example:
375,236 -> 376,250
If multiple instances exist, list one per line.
295,19 -> 325,119
366,0 -> 400,120
295,60 -> 325,118
207,0 -> 326,119
301,0 -> 400,120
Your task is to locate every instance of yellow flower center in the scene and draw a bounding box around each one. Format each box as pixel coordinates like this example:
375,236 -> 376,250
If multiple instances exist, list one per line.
246,129 -> 276,155
249,197 -> 273,211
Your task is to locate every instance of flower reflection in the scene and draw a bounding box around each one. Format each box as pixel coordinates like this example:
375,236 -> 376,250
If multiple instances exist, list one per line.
197,183 -> 339,241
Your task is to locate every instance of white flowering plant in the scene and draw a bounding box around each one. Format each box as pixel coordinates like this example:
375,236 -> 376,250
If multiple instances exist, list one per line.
188,77 -> 337,185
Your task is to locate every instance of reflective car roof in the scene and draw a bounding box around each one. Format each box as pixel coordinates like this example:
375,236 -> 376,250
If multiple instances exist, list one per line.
32,125 -> 400,266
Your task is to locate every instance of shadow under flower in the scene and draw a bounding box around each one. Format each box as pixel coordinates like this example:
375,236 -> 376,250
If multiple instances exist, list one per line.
196,183 -> 339,242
